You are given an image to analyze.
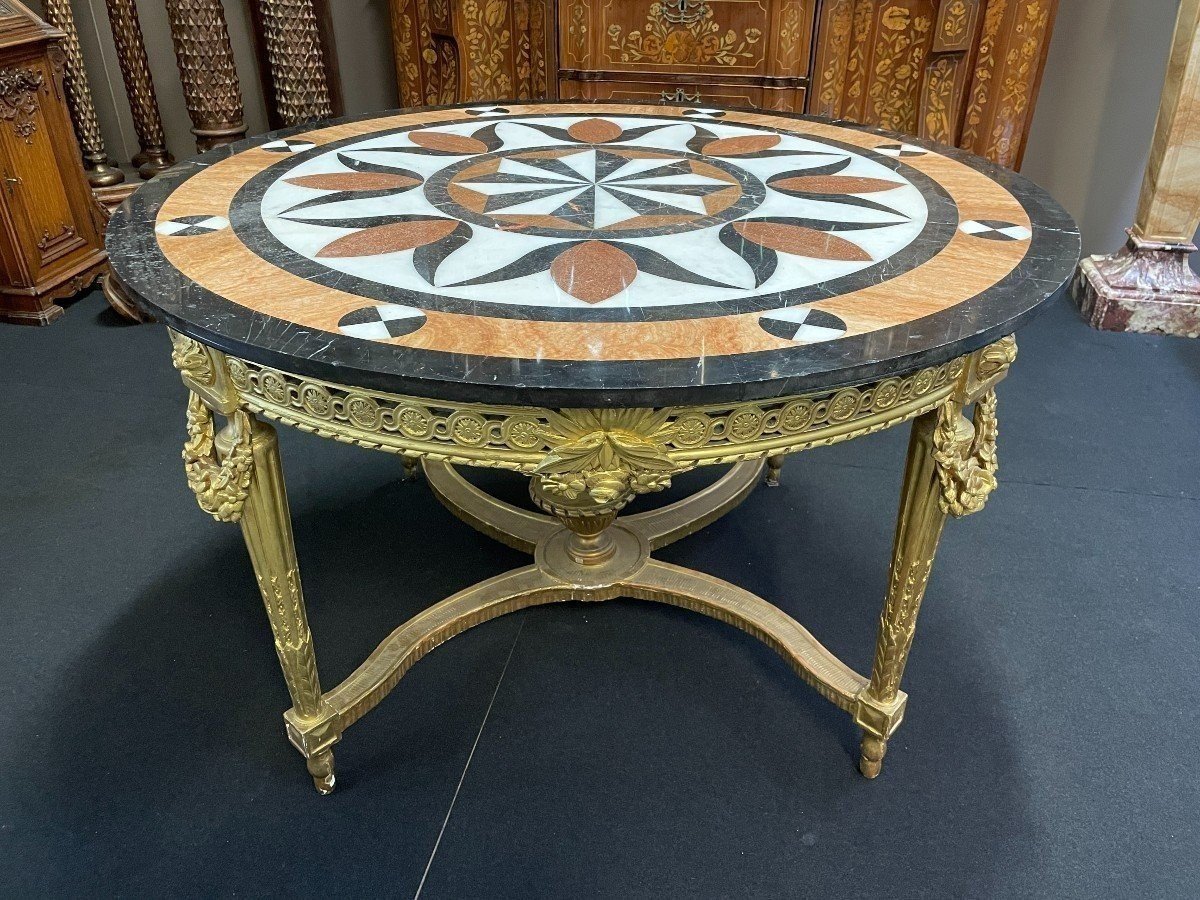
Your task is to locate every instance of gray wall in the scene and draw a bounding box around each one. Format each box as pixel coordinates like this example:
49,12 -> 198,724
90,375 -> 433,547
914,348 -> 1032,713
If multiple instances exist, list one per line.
36,0 -> 1187,258
1022,0 -> 1183,256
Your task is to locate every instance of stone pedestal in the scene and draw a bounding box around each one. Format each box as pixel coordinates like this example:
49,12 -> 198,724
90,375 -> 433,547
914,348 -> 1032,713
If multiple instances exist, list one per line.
1075,232 -> 1200,337
1074,0 -> 1200,338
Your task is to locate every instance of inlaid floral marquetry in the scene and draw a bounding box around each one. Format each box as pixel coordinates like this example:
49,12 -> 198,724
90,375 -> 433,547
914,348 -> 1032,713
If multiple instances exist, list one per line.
108,102 -> 1078,407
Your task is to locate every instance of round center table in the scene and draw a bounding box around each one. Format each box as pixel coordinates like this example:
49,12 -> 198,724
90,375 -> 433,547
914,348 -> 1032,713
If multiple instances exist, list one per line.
106,102 -> 1079,794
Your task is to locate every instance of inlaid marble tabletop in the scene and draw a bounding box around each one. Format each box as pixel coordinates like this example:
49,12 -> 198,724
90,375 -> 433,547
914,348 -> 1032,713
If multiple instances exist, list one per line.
107,102 -> 1079,407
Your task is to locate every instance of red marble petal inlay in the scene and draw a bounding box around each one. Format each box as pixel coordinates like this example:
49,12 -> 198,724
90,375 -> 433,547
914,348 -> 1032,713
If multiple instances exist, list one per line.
410,130 -> 489,154
286,172 -> 421,191
550,241 -> 638,303
317,219 -> 459,258
733,222 -> 871,262
567,118 -> 624,143
702,134 -> 781,156
771,175 -> 902,194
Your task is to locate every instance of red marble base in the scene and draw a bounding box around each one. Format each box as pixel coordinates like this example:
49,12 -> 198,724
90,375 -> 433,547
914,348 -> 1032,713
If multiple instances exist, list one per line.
1074,232 -> 1200,338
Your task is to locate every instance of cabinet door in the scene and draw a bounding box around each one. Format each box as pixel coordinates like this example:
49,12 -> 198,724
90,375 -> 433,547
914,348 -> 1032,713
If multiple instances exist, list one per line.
600,1 -> 772,76
0,57 -> 88,285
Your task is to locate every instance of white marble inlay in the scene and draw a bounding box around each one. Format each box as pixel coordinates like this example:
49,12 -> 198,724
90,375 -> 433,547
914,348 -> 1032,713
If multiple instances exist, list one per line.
258,115 -> 931,312
156,215 -> 229,236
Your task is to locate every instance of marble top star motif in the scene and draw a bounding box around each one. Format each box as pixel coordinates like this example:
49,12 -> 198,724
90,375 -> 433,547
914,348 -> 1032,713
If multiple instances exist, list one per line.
110,103 -> 1079,406
261,114 -> 927,310
456,147 -> 736,229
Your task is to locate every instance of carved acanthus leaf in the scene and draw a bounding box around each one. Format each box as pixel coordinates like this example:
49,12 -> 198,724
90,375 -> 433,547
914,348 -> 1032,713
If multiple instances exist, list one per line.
170,330 -> 216,387
535,409 -> 681,505
976,334 -> 1017,380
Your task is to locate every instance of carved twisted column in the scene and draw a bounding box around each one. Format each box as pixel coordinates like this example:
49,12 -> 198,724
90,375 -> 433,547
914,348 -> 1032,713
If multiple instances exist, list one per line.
103,0 -> 174,178
41,0 -> 125,187
1075,0 -> 1200,338
250,0 -> 335,126
164,0 -> 248,151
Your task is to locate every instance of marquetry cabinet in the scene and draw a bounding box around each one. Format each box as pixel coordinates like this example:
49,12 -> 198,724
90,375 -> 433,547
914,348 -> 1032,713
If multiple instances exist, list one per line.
390,0 -> 1059,170
0,1 -> 107,325
559,0 -> 815,112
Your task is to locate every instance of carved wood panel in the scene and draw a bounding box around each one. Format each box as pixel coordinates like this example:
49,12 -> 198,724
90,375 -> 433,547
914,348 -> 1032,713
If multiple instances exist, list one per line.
0,58 -> 83,281
558,0 -> 813,112
600,1 -> 771,75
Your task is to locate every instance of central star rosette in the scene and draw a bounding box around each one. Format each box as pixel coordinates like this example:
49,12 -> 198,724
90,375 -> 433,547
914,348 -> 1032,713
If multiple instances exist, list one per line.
259,113 -> 930,317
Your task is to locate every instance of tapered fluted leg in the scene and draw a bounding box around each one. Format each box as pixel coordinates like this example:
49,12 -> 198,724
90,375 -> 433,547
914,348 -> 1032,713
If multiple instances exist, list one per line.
231,415 -> 338,793
858,409 -> 948,777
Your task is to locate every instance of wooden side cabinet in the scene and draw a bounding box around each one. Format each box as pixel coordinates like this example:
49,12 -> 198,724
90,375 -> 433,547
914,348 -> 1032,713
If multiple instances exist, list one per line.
0,1 -> 107,326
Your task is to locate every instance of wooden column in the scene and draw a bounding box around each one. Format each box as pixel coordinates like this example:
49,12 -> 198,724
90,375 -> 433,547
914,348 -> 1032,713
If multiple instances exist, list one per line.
245,0 -> 339,128
41,0 -> 125,186
1075,0 -> 1200,337
104,0 -> 174,178
164,0 -> 248,151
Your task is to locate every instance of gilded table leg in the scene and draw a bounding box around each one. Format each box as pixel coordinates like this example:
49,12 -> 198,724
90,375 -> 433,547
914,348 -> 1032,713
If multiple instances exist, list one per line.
856,408 -> 948,777
233,416 -> 339,794
856,341 -> 1010,776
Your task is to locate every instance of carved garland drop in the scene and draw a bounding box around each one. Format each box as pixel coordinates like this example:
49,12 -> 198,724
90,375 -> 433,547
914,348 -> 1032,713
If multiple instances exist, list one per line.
183,392 -> 255,522
932,390 -> 999,517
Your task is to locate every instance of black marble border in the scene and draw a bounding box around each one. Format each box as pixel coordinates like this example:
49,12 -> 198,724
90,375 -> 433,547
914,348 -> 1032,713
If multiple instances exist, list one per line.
229,116 -> 955,324
106,101 -> 1081,408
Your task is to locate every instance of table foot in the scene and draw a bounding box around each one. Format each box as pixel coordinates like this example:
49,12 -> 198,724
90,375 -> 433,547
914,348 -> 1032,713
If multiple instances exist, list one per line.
402,454 -> 420,481
765,454 -> 785,487
858,734 -> 887,779
306,748 -> 336,795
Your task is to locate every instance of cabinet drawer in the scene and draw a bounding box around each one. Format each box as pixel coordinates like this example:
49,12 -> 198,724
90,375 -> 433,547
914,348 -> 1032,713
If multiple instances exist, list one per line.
559,76 -> 806,113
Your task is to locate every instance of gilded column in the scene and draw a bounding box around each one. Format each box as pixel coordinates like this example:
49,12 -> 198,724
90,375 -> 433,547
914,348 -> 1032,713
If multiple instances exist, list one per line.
104,0 -> 175,178
1074,0 -> 1200,338
856,338 -> 1013,778
856,407 -> 948,778
41,0 -> 125,187
251,0 -> 335,126
164,0 -> 248,150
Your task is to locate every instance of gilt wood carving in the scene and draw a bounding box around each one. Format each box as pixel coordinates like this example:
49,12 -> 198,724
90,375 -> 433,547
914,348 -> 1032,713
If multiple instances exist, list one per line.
390,0 -> 1056,168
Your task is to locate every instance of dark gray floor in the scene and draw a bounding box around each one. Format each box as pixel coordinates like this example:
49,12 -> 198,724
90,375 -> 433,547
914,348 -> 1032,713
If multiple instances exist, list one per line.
1,292 -> 1197,898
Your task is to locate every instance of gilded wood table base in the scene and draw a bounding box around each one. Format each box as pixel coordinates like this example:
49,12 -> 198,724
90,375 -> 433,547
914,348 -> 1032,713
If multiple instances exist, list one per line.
168,331 -> 1016,793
